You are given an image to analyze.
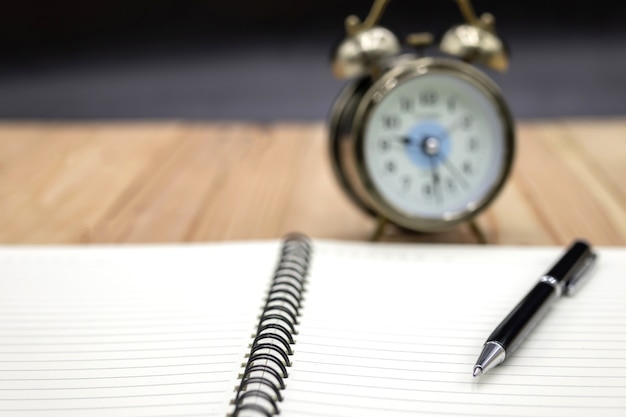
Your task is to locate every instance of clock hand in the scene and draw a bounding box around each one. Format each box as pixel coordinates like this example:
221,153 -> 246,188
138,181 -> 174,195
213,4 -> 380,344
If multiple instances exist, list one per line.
441,158 -> 470,190
399,136 -> 432,149
397,136 -> 413,146
444,115 -> 471,134
428,155 -> 443,205
383,136 -> 412,147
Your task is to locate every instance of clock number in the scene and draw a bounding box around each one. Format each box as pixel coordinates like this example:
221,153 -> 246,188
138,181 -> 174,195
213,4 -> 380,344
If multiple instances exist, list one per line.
422,183 -> 433,198
446,178 -> 456,192
447,96 -> 457,112
419,90 -> 438,106
401,176 -> 411,190
462,160 -> 473,175
383,115 -> 400,129
462,115 -> 473,130
468,137 -> 479,152
400,97 -> 414,112
385,160 -> 396,174
379,138 -> 391,151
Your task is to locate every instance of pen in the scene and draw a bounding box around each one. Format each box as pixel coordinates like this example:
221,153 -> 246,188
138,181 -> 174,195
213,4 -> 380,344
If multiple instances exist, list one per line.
472,239 -> 597,377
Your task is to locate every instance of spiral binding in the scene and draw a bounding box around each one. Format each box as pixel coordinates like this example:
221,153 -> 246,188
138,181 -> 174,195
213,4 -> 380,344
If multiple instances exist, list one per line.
231,233 -> 312,417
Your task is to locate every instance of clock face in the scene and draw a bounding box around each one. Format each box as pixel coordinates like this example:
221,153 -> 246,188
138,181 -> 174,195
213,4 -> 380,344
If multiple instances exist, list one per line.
363,72 -> 508,221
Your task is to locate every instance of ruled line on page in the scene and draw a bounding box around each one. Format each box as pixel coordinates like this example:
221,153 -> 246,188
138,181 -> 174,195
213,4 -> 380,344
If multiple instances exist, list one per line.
0,361 -> 239,372
301,324 -> 626,337
296,358 -> 626,373
296,352 -> 626,370
0,338 -> 246,345
0,353 -> 237,363
294,341 -> 626,355
287,390 -> 626,409
287,381 -> 624,399
0,391 -> 224,401
0,380 -> 232,391
289,368 -> 626,388
283,397 -> 626,416
0,370 -> 234,381
0,346 -> 243,354
0,324 -> 253,333
0,401 -> 222,412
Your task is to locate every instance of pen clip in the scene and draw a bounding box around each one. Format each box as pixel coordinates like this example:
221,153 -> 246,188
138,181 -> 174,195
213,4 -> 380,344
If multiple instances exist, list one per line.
564,251 -> 597,296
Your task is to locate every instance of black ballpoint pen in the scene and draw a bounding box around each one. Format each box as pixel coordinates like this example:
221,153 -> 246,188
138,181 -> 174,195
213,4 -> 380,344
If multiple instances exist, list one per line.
472,239 -> 597,377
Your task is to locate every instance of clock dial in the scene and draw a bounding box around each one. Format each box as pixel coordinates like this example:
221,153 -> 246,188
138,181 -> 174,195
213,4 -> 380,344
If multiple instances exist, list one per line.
363,73 -> 506,220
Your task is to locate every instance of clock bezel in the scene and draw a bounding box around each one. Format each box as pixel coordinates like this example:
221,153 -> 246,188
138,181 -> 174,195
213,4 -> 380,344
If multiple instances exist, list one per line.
328,76 -> 377,217
345,57 -> 515,232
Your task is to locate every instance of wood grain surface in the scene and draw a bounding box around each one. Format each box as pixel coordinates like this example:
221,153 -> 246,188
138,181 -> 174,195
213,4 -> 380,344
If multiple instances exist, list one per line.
0,120 -> 624,246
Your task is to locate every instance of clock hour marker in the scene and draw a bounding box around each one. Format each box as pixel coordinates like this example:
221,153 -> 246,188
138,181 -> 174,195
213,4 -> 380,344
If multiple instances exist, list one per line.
462,115 -> 473,130
400,97 -> 414,112
383,115 -> 400,129
401,176 -> 411,190
462,160 -> 473,175
447,96 -> 458,112
446,177 -> 456,192
379,139 -> 391,151
419,90 -> 438,106
468,137 -> 479,151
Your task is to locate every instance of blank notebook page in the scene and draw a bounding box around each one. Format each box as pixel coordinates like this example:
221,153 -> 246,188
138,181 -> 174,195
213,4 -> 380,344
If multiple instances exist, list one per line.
0,242 -> 279,417
283,242 -> 626,417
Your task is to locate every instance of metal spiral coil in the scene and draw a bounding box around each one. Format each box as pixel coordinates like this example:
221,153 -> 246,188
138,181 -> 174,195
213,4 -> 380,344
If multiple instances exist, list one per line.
231,233 -> 312,417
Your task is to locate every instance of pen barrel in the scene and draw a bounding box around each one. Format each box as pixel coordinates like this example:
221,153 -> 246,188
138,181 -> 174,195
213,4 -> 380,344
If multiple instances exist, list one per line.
487,282 -> 557,354
546,240 -> 591,284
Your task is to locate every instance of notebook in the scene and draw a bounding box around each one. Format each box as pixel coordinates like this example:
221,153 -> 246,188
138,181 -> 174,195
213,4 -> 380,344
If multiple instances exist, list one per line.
0,234 -> 625,417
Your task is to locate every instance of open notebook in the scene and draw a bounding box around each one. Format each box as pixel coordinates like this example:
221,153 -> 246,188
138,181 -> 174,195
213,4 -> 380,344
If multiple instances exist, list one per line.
0,235 -> 625,417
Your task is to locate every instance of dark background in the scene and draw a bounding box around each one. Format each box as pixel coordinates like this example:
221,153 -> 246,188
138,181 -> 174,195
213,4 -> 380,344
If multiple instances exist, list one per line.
1,1 -> 625,120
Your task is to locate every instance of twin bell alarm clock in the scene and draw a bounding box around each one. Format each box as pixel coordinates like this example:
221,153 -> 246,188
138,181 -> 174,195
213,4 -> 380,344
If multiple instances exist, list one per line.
329,0 -> 515,235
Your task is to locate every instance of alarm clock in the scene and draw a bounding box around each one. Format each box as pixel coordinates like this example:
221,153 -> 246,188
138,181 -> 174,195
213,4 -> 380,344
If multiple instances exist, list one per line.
329,0 -> 515,234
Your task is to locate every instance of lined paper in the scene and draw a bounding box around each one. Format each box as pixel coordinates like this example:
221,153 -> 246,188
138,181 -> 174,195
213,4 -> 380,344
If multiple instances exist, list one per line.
0,242 -> 279,417
2,240 -> 625,417
282,242 -> 626,417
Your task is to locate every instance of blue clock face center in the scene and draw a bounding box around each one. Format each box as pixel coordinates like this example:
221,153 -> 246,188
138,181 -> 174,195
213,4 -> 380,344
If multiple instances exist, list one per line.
404,121 -> 452,169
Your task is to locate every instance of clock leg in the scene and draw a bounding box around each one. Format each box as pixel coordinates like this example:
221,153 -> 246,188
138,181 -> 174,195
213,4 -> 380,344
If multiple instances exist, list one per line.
370,215 -> 389,242
370,217 -> 488,243
468,219 -> 487,244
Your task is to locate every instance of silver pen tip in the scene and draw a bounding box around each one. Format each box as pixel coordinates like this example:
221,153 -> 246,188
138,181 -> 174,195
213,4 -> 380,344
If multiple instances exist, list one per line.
473,366 -> 483,377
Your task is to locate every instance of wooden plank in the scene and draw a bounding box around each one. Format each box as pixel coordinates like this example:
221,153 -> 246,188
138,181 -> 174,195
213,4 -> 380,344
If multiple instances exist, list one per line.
0,121 -> 623,246
0,123 -> 183,243
0,125 -> 98,242
90,124 -> 247,243
511,121 -> 626,245
477,177 -> 555,246
563,119 -> 626,203
276,124 -> 374,241
188,124 -> 331,241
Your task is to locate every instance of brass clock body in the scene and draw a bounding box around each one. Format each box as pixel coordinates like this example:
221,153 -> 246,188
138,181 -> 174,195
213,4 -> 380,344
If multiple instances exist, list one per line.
329,56 -> 515,232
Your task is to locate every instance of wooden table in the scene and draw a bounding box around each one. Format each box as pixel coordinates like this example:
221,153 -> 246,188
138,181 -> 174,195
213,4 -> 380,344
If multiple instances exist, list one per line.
1,119 -> 624,246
